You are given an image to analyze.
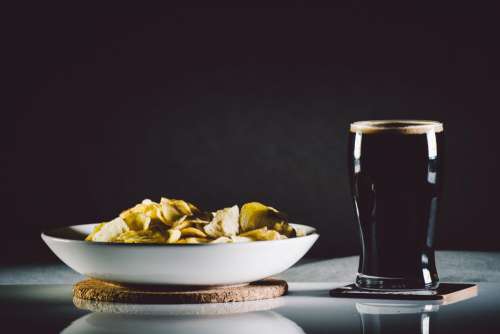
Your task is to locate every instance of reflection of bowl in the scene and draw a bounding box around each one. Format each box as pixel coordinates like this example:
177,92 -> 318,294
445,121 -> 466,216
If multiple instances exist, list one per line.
62,310 -> 305,334
42,223 -> 318,285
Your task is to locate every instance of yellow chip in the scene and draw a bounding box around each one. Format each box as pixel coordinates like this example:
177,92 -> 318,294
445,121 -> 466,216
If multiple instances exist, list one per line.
180,227 -> 207,238
166,229 -> 181,243
172,218 -> 192,230
210,236 -> 232,243
85,223 -> 105,241
176,237 -> 210,244
160,198 -> 200,224
230,236 -> 253,243
114,230 -> 165,243
189,218 -> 211,224
86,196 -> 302,245
119,200 -> 163,230
240,227 -> 281,241
240,202 -> 288,232
239,227 -> 268,238
261,230 -> 281,241
272,222 -> 297,238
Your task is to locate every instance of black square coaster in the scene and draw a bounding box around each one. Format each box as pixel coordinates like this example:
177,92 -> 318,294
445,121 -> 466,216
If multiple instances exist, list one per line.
330,283 -> 477,303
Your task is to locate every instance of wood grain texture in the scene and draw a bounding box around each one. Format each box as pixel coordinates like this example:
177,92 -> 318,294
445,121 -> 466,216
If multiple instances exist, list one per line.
74,278 -> 288,304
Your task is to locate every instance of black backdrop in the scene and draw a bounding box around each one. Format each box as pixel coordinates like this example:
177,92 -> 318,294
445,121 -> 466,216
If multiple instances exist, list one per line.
4,2 -> 500,264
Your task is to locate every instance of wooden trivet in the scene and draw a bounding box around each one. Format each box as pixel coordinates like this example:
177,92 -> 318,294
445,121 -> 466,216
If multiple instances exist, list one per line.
330,283 -> 477,303
73,278 -> 288,304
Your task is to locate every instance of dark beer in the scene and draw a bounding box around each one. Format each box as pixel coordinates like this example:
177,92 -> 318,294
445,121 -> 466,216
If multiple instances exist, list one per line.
349,120 -> 444,290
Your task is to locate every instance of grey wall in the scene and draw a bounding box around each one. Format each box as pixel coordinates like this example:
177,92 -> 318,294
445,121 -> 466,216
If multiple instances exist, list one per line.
5,3 -> 500,263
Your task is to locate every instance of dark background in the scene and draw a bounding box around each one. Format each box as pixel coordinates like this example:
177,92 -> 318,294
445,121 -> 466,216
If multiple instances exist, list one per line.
4,2 -> 500,264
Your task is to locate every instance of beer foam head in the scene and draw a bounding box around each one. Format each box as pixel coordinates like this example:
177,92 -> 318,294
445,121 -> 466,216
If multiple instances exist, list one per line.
350,120 -> 443,134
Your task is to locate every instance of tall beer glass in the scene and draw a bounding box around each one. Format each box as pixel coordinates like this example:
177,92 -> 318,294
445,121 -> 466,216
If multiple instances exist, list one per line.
349,120 -> 444,290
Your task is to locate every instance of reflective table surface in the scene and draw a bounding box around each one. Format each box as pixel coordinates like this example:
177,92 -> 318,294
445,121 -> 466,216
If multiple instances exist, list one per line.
1,282 -> 499,333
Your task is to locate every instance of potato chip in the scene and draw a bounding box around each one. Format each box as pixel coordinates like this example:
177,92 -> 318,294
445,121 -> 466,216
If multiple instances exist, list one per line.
239,227 -> 267,238
230,236 -> 253,243
85,223 -> 105,241
91,217 -> 129,242
177,237 -> 209,244
240,227 -> 281,241
203,205 -> 239,238
114,230 -> 165,243
240,202 -> 297,237
166,229 -> 181,243
189,217 -> 212,224
171,218 -> 192,230
86,197 -> 306,245
145,221 -> 169,239
210,236 -> 232,243
272,222 -> 296,238
140,199 -> 164,220
119,200 -> 164,230
180,227 -> 207,238
259,230 -> 281,241
160,198 -> 199,225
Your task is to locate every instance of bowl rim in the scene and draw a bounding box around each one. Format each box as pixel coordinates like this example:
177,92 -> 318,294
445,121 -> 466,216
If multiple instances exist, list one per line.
41,223 -> 319,248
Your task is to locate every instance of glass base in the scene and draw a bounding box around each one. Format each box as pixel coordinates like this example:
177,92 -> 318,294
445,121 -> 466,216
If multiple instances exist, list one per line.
355,273 -> 439,292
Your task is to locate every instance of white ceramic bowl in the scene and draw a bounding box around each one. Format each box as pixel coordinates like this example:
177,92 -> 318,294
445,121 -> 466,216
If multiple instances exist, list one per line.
42,223 -> 318,285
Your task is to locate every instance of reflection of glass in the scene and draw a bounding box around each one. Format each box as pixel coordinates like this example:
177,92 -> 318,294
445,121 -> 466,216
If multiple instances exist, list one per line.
62,298 -> 305,334
355,288 -> 476,334
356,301 -> 439,334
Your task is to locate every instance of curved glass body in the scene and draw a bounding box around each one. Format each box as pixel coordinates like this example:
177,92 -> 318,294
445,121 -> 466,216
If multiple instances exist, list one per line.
349,120 -> 444,290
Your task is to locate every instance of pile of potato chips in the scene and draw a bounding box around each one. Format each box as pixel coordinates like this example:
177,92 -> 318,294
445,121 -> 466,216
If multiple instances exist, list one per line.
85,198 -> 304,244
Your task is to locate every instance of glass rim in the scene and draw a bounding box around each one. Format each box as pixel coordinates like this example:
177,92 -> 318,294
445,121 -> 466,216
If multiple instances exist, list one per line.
350,120 -> 443,134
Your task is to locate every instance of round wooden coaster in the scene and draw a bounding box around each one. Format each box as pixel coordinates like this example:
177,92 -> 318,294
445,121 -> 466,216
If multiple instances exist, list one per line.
73,278 -> 288,304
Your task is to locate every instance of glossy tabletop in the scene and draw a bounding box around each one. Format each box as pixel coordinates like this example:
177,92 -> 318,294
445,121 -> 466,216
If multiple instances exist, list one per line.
1,281 -> 499,333
3,252 -> 500,333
